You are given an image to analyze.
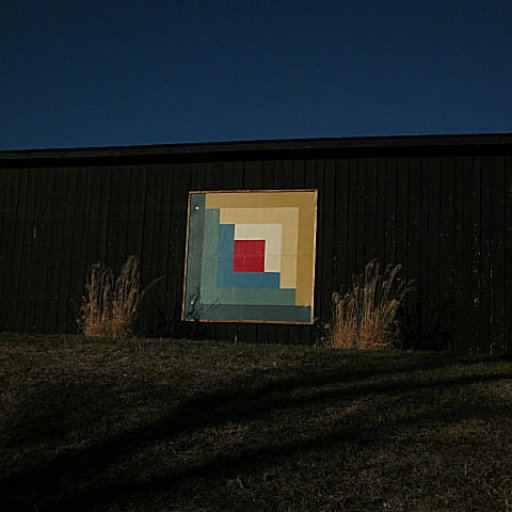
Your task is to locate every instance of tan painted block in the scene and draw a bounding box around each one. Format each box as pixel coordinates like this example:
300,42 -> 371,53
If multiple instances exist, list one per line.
205,191 -> 316,210
219,207 -> 299,289
201,190 -> 318,307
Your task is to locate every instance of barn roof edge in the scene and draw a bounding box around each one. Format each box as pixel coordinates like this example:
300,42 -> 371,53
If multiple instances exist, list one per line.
1,133 -> 511,164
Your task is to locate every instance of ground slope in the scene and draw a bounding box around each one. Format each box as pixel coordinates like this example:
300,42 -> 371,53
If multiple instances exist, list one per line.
0,335 -> 511,511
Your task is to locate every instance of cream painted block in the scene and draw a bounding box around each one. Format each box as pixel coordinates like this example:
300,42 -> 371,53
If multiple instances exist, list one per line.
234,223 -> 282,272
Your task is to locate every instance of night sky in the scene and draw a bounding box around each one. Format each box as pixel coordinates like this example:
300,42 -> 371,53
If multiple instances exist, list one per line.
1,0 -> 511,150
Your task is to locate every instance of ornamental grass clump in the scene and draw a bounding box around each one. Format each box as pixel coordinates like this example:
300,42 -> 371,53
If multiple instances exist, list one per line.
79,255 -> 164,337
329,260 -> 414,350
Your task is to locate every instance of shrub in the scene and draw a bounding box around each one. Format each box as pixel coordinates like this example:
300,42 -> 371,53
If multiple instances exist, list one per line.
78,255 -> 164,337
328,260 -> 414,350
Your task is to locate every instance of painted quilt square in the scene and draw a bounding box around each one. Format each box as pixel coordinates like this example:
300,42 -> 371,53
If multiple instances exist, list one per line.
182,190 -> 317,323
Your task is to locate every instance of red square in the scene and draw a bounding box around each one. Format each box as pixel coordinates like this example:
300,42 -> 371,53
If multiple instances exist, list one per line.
233,240 -> 265,272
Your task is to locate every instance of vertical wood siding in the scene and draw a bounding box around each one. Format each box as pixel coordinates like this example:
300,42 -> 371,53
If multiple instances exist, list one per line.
0,145 -> 510,352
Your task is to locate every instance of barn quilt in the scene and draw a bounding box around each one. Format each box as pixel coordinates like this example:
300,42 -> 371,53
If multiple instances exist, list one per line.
182,190 -> 317,323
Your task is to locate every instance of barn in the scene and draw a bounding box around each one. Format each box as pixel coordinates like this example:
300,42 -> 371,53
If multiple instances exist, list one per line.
1,134 -> 511,352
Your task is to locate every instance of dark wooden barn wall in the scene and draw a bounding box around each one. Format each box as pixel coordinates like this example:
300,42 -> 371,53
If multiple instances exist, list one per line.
0,148 -> 511,352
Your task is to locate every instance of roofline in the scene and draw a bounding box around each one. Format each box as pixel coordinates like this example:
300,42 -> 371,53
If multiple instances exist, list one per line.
1,133 -> 511,164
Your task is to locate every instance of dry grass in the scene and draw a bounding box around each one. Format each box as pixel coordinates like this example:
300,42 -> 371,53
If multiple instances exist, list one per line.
2,335 -> 512,512
328,260 -> 414,350
78,255 -> 164,337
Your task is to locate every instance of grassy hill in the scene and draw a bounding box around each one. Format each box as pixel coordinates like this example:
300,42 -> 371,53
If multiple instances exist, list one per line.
0,334 -> 511,511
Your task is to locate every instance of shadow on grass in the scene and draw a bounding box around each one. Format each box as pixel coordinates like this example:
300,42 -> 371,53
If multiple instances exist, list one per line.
1,352 -> 511,511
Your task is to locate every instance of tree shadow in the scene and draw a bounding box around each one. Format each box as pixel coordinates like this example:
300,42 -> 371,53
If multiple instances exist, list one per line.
2,380 -> 122,446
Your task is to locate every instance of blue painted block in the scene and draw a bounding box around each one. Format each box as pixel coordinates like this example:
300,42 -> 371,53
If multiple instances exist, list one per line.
216,224 -> 280,289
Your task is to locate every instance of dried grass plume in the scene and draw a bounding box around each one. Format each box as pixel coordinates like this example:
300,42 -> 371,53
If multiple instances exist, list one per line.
78,255 -> 164,337
328,260 -> 414,350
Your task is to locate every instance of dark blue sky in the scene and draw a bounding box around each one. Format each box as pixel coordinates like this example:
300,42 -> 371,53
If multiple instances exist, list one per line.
2,0 -> 511,150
